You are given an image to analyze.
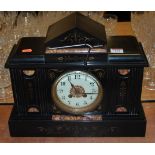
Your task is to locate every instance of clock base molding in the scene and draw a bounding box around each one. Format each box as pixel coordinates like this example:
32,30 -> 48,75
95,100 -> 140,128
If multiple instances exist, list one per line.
9,107 -> 146,137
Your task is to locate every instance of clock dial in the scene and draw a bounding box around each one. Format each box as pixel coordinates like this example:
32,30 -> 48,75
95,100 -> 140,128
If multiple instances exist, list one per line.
52,71 -> 103,114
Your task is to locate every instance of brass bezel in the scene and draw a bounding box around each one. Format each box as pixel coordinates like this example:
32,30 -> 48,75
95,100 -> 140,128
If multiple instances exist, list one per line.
51,70 -> 103,115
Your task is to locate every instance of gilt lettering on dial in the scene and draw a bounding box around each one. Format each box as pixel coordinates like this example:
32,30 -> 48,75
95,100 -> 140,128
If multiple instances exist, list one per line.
52,71 -> 103,114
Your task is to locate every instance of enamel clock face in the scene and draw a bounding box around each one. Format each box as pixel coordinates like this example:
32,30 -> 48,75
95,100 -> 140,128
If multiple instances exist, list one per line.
52,71 -> 103,114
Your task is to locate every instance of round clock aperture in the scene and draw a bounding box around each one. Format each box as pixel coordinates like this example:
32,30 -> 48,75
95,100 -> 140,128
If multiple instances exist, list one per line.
52,71 -> 103,114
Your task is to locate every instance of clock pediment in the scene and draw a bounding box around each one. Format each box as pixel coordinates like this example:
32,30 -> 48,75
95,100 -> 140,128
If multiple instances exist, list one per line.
45,12 -> 107,49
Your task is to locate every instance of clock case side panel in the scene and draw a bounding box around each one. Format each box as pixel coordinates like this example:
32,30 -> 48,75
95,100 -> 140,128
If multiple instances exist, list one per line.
9,67 -> 52,116
104,66 -> 144,117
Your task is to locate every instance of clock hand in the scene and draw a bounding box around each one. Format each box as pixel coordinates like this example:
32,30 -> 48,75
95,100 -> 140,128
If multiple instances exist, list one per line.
68,79 -> 78,94
68,80 -> 75,89
82,92 -> 98,97
84,93 -> 98,94
68,80 -> 76,92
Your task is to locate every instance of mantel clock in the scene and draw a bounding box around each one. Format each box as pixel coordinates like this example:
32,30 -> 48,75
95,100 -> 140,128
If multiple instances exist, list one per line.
5,13 -> 148,137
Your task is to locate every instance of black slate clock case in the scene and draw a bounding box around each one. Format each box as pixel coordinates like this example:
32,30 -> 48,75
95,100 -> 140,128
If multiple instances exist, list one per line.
5,13 -> 148,137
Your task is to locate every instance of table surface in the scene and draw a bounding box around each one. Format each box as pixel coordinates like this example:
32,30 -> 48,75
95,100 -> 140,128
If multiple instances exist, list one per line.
0,22 -> 155,143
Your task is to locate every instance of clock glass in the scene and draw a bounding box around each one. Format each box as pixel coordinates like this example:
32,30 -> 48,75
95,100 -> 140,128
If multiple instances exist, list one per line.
52,71 -> 103,114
